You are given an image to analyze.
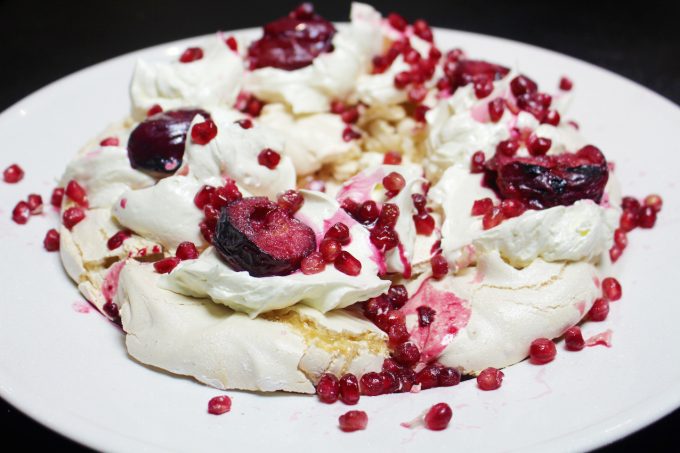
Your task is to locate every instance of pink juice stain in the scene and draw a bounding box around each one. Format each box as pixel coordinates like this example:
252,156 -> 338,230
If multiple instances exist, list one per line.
575,300 -> 587,316
400,278 -> 471,364
102,260 -> 127,304
335,167 -> 385,204
72,300 -> 92,314
470,102 -> 490,123
586,329 -> 613,348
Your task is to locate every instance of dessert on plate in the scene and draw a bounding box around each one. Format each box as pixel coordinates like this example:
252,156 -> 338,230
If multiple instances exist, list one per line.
31,2 -> 660,400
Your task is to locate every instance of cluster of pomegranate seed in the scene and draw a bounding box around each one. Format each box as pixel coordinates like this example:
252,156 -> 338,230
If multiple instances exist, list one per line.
302,222 -> 361,276
3,163 -> 24,183
330,101 -> 361,125
257,148 -> 281,169
341,199 -> 402,256
152,243 -> 199,274
194,180 -> 243,244
586,276 -> 622,322
507,74 -> 558,123
338,410 -> 368,432
234,91 -> 265,117
11,193 -> 43,225
477,367 -> 504,390
412,193 -> 435,235
470,196 -> 526,230
316,372 -> 363,405
342,125 -> 361,142
438,53 -> 508,100
179,47 -> 204,63
207,395 -> 232,415
611,194 -> 662,262
43,228 -> 60,252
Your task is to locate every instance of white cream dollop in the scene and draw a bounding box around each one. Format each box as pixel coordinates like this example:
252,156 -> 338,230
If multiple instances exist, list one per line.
244,3 -> 382,114
161,190 -> 390,317
183,113 -> 296,197
130,35 -> 243,119
61,146 -> 156,209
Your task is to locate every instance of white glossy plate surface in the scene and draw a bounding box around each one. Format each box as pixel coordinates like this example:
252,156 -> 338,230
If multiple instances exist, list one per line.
1,27 -> 679,452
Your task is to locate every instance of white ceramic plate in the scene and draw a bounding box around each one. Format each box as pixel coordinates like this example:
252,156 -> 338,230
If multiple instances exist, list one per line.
1,26 -> 679,452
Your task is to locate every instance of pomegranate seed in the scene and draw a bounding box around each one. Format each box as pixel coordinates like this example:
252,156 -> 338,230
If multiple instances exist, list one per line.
527,134 -> 552,156
477,367 -> 504,391
191,119 -> 218,145
510,75 -> 538,97
357,200 -> 379,224
376,310 -> 405,332
207,395 -> 231,415
387,12 -> 408,31
377,203 -> 399,228
438,367 -> 461,386
416,364 -> 440,389
103,301 -> 120,320
609,245 -> 623,263
638,206 -> 657,228
431,254 -> 448,279
497,139 -> 519,157
200,221 -> 214,243
316,373 -> 340,404
588,298 -> 609,321
429,47 -> 442,61
3,164 -> 24,183
342,126 -> 361,142
360,372 -> 384,396
614,228 -> 628,249
339,374 -> 360,405
393,342 -> 421,367
330,100 -> 346,114
387,322 -> 410,345
236,118 -> 253,129
154,257 -> 181,274
644,194 -> 663,212
381,370 -> 400,394
413,105 -> 429,123
334,251 -> 361,276
413,213 -> 435,235
564,326 -> 585,351
424,403 -> 452,431
179,47 -> 204,63
393,71 -> 412,89
413,19 -> 433,42
416,305 -> 436,327
62,206 -> 85,230
325,222 -> 351,245
488,98 -> 505,123
470,150 -> 486,173
621,196 -> 641,213
225,36 -> 238,52
300,252 -> 326,275
559,77 -> 573,91
363,295 -> 390,320
529,338 -> 557,364
471,198 -> 494,216
383,172 -> 405,193
500,199 -> 526,218
542,109 -> 561,126
320,238 -> 342,263
338,410 -> 368,432
66,180 -> 88,207
194,185 -> 216,209
146,104 -> 163,116
43,228 -> 60,251
257,148 -> 281,170
211,182 -> 242,208
404,48 -> 421,65
50,187 -> 64,208
383,151 -> 402,165
619,210 -> 639,232
176,241 -> 199,260
341,106 -> 359,124
602,277 -> 622,301
203,206 -> 220,227
26,194 -> 43,214
107,230 -> 131,250
382,358 -> 402,373
407,84 -> 428,103
277,190 -> 304,213
387,285 -> 408,309
99,137 -> 119,146
482,206 -> 504,230
473,76 -> 494,99
412,193 -> 427,213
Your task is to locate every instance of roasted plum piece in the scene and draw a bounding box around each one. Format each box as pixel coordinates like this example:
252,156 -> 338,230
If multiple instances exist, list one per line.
484,145 -> 609,210
127,109 -> 209,175
247,3 -> 336,71
214,197 -> 316,277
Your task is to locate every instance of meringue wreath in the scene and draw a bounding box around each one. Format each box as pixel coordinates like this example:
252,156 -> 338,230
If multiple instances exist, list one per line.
57,2 -> 627,395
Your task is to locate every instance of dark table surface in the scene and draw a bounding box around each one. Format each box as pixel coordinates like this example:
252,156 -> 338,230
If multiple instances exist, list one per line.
1,0 -> 678,451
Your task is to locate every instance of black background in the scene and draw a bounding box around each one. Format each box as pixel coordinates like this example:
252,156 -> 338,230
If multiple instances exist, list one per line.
1,0 -> 678,450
